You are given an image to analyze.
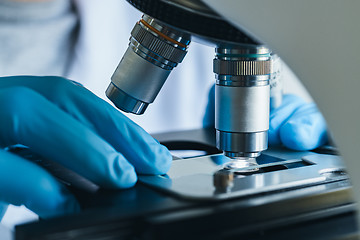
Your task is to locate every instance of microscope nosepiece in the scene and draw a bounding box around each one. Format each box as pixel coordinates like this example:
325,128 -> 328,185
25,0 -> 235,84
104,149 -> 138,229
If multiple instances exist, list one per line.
214,47 -> 271,159
106,15 -> 190,114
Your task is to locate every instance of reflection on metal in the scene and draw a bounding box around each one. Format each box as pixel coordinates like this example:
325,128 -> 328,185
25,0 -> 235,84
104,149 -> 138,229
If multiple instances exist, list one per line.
213,169 -> 234,193
139,148 -> 348,200
14,125 -> 358,239
161,0 -> 221,19
223,157 -> 259,173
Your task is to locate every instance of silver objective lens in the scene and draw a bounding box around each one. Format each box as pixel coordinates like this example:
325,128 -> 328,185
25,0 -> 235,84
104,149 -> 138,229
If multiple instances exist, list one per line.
214,46 -> 271,159
106,15 -> 191,114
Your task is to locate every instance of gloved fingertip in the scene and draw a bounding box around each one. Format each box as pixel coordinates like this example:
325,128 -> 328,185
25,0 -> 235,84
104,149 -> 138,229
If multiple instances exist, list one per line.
280,124 -> 310,150
269,94 -> 307,146
113,172 -> 138,189
109,154 -> 138,189
126,140 -> 172,176
54,193 -> 81,218
151,144 -> 172,175
64,194 -> 81,214
39,188 -> 81,219
136,142 -> 172,175
279,117 -> 328,151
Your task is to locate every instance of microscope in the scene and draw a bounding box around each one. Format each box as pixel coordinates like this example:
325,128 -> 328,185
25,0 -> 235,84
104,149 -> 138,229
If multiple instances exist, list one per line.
106,2 -> 272,169
15,0 -> 360,239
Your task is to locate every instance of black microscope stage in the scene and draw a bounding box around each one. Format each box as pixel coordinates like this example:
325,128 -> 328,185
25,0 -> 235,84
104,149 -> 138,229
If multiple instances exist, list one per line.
15,128 -> 358,240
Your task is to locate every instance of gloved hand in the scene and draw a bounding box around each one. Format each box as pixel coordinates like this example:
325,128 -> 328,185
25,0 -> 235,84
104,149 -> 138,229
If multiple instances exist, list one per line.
269,94 -> 328,150
203,85 -> 328,151
0,76 -> 171,219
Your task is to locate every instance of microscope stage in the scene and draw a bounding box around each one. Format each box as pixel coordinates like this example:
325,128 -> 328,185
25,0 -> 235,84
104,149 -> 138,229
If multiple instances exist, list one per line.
139,149 -> 349,201
15,129 -> 357,240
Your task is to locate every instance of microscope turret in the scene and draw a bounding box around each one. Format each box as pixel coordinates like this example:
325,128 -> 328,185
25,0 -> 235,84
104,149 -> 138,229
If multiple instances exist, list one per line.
106,0 -> 274,167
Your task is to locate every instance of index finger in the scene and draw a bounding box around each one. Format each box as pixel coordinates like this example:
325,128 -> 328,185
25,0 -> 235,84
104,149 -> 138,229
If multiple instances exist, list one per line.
0,76 -> 172,175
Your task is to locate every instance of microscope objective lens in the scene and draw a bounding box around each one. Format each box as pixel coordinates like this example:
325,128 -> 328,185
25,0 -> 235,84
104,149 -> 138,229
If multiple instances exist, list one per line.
223,157 -> 259,173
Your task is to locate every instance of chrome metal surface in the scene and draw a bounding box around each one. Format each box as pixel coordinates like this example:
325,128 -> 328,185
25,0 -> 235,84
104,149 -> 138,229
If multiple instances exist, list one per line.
105,83 -> 148,114
139,149 -> 349,200
108,47 -> 171,114
216,47 -> 271,56
225,152 -> 260,158
214,46 -> 271,159
216,131 -> 267,157
213,58 -> 272,76
107,15 -> 190,115
216,75 -> 269,87
270,54 -> 283,109
129,41 -> 176,70
215,85 -> 270,132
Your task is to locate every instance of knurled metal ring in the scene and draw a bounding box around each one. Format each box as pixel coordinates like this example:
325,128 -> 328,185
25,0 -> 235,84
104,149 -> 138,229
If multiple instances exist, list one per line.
131,23 -> 187,63
213,59 -> 272,76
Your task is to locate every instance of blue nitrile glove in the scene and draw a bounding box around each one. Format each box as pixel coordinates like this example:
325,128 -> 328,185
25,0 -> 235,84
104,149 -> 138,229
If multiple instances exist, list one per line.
0,76 -> 172,219
269,94 -> 328,150
203,85 -> 328,151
